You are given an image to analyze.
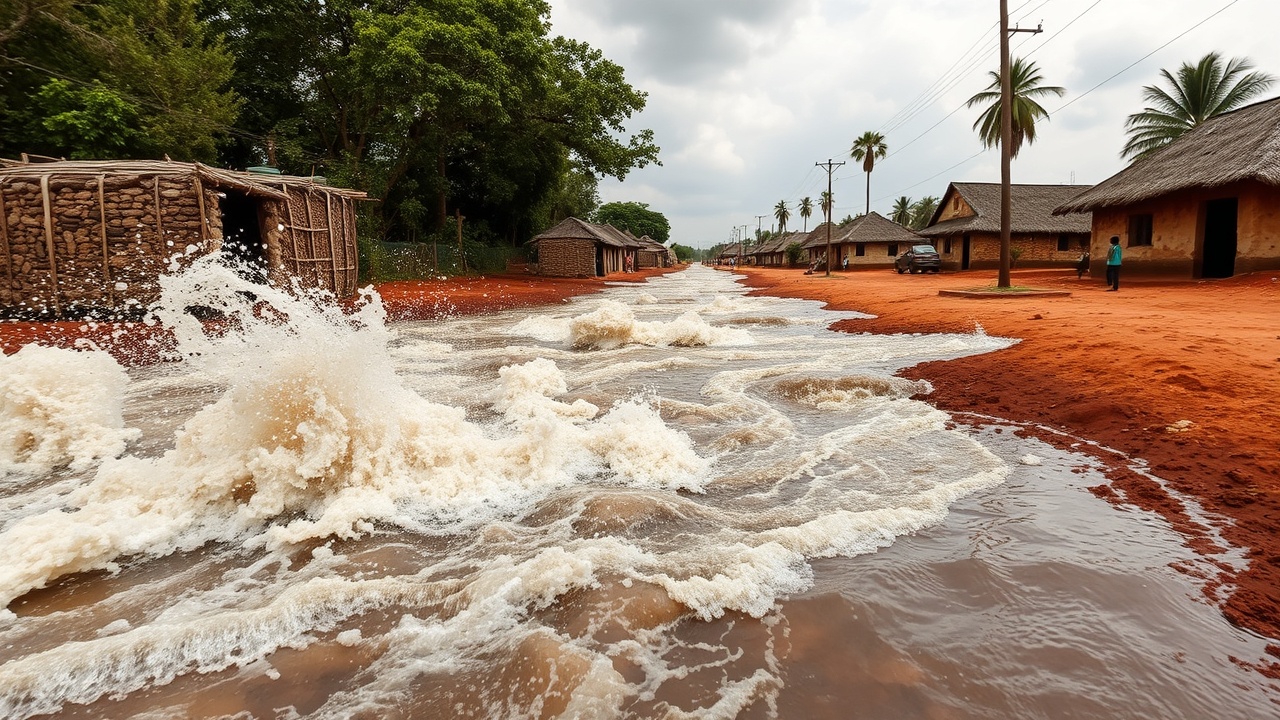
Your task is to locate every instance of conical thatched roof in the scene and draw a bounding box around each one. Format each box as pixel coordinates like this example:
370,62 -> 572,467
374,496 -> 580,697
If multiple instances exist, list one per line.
1054,95 -> 1280,214
532,217 -> 634,247
799,221 -> 844,249
919,183 -> 1091,236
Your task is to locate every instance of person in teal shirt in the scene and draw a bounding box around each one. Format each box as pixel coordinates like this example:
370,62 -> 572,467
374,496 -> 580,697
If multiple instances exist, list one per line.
1105,235 -> 1122,291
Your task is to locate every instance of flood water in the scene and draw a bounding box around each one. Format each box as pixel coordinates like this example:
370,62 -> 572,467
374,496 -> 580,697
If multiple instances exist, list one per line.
1,262 -> 1276,719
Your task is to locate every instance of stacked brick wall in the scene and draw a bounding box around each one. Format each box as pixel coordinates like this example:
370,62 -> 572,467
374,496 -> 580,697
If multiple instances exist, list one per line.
536,237 -> 595,277
0,174 -> 220,318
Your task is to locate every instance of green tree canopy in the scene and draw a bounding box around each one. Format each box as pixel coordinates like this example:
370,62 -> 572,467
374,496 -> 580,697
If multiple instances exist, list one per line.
593,201 -> 671,242
669,243 -> 695,262
909,196 -> 939,230
773,200 -> 790,233
798,196 -> 813,231
891,196 -> 912,225
1122,52 -> 1274,161
1,0 -> 239,162
204,0 -> 659,244
849,130 -> 887,215
966,57 -> 1064,158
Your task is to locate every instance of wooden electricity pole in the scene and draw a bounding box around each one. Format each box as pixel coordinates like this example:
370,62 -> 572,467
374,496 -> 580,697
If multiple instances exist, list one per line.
999,0 -> 1042,287
816,158 -> 845,277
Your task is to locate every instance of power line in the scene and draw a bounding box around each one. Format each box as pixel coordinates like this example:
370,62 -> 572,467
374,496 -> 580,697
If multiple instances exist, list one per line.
1049,0 -> 1242,117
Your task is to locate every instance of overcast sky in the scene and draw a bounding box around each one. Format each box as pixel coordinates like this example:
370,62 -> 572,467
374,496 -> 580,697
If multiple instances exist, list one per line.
544,0 -> 1280,248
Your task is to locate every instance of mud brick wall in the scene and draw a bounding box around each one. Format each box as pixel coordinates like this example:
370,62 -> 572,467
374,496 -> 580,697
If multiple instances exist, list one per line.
637,250 -> 661,268
535,237 -> 596,277
0,174 -> 221,317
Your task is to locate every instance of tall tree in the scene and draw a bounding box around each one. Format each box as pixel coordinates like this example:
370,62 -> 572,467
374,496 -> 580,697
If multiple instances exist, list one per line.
773,200 -> 790,233
204,0 -> 659,244
966,57 -> 1064,158
849,130 -> 887,215
1,0 -> 239,162
1122,52 -> 1274,161
594,201 -> 670,242
890,196 -> 912,225
798,196 -> 813,231
909,196 -> 939,231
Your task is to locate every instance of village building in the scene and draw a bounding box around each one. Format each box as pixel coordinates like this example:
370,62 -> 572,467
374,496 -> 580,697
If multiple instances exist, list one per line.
716,243 -> 745,265
918,182 -> 1092,270
635,235 -> 673,268
751,231 -> 804,266
1054,96 -> 1280,278
800,222 -> 843,267
528,216 -> 651,277
803,212 -> 924,269
0,159 -> 366,319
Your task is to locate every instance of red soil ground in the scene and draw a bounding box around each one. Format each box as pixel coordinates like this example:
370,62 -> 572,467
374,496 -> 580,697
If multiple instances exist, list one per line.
4,262 -> 1279,659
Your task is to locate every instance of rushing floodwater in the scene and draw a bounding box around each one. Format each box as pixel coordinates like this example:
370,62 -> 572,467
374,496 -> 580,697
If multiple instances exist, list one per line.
0,262 -> 1276,719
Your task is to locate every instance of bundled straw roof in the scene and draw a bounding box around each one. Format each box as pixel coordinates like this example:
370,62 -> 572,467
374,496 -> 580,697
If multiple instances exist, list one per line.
918,183 -> 1091,237
751,232 -> 801,256
532,217 -> 636,247
816,211 -> 923,247
1054,96 -> 1280,214
0,159 -> 368,200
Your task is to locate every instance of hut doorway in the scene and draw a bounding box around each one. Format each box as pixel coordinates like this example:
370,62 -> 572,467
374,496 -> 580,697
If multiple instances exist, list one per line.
595,244 -> 604,276
961,234 -> 972,270
219,190 -> 268,281
1200,198 -> 1238,278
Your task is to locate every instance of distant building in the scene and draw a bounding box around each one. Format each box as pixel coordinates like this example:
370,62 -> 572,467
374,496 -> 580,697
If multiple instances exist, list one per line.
919,183 -> 1092,270
1055,96 -> 1280,277
528,217 -> 644,277
803,212 -> 924,269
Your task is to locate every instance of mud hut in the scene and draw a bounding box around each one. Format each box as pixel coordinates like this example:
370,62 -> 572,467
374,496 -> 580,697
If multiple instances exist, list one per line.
804,212 -> 926,269
919,183 -> 1092,270
1054,96 -> 1280,278
0,159 -> 367,318
635,235 -> 670,268
529,217 -> 649,277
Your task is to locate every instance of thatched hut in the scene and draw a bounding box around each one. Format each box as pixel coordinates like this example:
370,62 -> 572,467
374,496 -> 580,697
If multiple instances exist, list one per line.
1054,96 -> 1280,277
635,235 -> 670,268
752,232 -> 803,266
803,212 -> 923,269
0,159 -> 367,318
919,183 -> 1092,270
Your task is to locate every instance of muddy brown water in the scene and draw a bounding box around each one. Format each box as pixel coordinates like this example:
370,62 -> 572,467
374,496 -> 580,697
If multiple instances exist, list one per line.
0,263 -> 1274,718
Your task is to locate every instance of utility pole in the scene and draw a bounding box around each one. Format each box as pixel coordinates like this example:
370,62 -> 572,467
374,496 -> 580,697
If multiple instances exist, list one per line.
999,1 -> 1042,287
815,158 -> 845,277
738,224 -> 749,264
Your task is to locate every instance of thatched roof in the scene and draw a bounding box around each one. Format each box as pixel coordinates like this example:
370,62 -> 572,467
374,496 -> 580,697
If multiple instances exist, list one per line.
799,221 -> 845,249
832,211 -> 922,245
1054,95 -> 1280,214
718,243 -> 743,258
918,182 -> 1091,237
532,217 -> 635,247
762,231 -> 807,255
0,159 -> 368,200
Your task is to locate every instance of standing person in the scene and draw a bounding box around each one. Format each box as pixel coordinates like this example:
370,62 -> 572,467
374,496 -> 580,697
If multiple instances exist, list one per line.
1105,236 -> 1121,291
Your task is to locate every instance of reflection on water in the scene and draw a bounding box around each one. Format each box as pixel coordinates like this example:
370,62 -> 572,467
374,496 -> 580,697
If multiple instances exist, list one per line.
0,263 -> 1275,718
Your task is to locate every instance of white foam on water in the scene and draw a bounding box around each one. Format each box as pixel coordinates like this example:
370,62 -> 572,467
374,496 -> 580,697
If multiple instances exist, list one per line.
0,259 -> 710,610
567,300 -> 754,350
0,263 -> 1023,717
0,345 -> 139,475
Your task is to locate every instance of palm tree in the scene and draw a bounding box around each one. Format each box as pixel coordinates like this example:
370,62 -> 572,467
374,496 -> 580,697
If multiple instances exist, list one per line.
890,196 -> 912,225
819,191 -> 833,223
849,131 -> 888,215
966,57 -> 1064,158
798,196 -> 813,231
774,200 -> 791,233
909,196 -> 939,231
1122,52 -> 1274,161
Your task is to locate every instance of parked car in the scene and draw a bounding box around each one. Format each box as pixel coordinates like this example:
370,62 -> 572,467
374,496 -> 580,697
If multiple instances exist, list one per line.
895,245 -> 942,274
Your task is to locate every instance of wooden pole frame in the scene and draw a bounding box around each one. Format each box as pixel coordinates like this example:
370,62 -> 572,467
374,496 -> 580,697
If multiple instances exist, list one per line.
40,174 -> 61,317
0,186 -> 13,294
97,175 -> 113,306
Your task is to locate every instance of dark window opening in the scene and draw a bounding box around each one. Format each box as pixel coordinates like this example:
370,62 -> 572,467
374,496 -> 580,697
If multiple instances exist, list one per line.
887,243 -> 898,256
855,244 -> 866,257
1057,234 -> 1071,251
944,238 -> 952,254
1128,214 -> 1153,247
219,191 -> 268,282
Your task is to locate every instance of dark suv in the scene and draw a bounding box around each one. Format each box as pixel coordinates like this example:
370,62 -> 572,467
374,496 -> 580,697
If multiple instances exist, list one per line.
895,245 -> 942,274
